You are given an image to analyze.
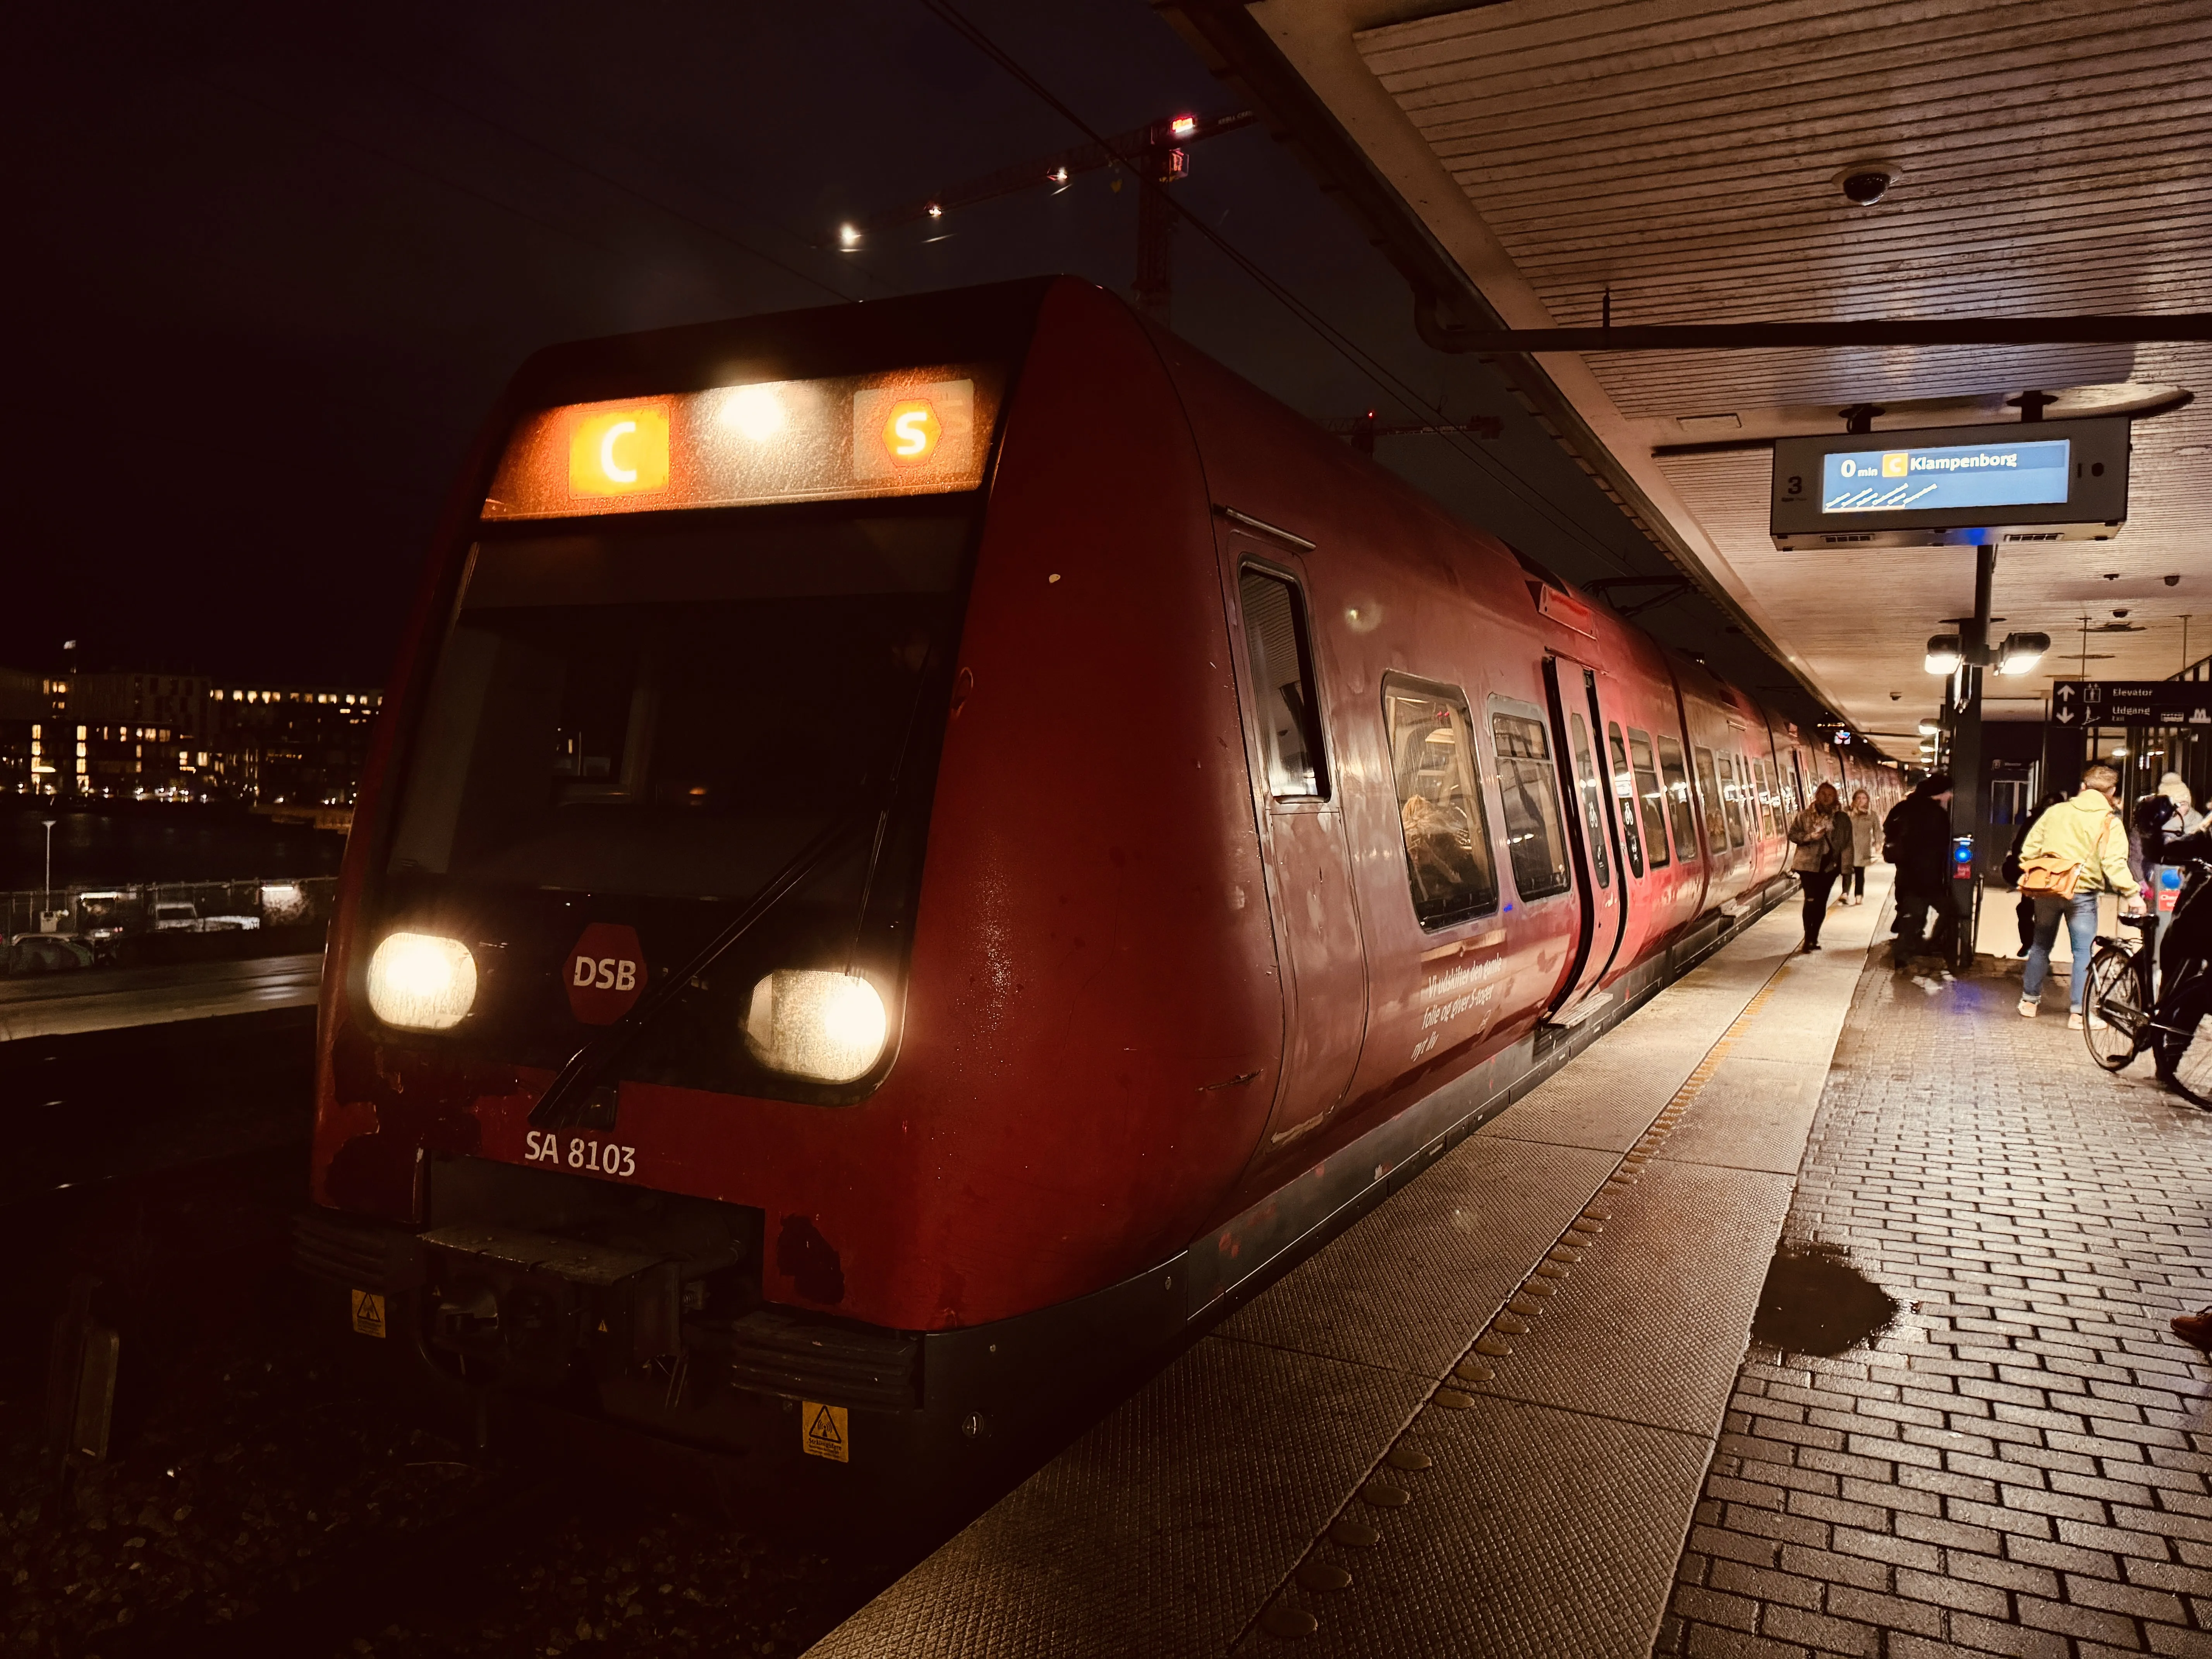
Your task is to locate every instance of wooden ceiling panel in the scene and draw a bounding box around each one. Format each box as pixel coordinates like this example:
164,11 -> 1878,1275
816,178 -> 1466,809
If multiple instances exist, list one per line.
1330,0 -> 2211,736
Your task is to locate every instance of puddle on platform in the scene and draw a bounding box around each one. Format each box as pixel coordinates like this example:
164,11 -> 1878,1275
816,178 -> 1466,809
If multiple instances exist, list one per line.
1751,1240 -> 1900,1356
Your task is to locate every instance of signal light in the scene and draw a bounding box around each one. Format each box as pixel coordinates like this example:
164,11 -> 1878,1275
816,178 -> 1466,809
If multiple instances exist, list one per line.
1170,114 -> 1197,136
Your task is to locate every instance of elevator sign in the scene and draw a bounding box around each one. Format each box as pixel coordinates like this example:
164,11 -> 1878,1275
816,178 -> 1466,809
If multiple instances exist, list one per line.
1771,417 -> 2130,550
2050,680 -> 2212,728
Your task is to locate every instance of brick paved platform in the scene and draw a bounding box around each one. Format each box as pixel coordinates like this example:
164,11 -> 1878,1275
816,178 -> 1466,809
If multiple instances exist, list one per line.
1659,939 -> 2212,1659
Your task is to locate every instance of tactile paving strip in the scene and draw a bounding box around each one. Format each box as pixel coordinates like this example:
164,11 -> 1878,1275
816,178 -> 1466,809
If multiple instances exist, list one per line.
1236,926 -> 1814,1650
1463,1159 -> 1793,1434
1230,1394 -> 1716,1659
1214,1135 -> 1621,1381
813,1339 -> 1429,1659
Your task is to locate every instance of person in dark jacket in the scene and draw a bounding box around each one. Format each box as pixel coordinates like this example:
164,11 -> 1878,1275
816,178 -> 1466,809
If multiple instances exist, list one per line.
1884,773 -> 1956,968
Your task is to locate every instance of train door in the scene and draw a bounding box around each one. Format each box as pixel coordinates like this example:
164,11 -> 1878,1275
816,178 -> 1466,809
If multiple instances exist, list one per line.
1226,556 -> 1369,1154
1542,655 -> 1629,1017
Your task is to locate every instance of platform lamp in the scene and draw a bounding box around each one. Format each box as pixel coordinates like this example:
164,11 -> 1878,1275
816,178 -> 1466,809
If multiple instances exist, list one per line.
1924,630 -> 2051,676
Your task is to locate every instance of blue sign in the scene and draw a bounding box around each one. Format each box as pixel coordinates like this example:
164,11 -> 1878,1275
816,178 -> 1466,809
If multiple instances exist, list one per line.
1820,438 -> 2071,515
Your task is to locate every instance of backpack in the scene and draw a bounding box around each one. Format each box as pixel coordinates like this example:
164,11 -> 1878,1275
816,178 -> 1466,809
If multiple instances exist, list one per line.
1881,800 -> 1906,866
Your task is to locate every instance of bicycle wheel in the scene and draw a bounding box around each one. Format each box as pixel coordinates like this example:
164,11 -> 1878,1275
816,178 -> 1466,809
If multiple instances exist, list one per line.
2083,945 -> 2144,1072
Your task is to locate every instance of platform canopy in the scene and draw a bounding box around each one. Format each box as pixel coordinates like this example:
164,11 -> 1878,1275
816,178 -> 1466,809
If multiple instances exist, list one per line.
1166,0 -> 2212,750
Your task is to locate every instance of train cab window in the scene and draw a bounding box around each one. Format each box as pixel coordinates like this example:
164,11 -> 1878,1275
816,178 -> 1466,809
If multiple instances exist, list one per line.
1238,569 -> 1328,800
1568,713 -> 1609,888
1489,709 -> 1571,901
1383,677 -> 1499,928
1627,728 -> 1670,869
1718,754 -> 1747,848
1606,722 -> 1644,878
1657,735 -> 1700,862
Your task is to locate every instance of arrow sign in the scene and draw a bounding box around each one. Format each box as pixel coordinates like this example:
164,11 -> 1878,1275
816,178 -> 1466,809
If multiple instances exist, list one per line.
2051,680 -> 2212,727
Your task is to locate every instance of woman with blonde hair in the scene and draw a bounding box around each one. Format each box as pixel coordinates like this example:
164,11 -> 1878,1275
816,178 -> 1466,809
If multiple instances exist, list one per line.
1839,788 -> 1877,906
1786,781 -> 1853,952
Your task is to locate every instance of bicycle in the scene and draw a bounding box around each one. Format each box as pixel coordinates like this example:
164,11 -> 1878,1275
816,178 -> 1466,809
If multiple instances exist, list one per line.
2083,887 -> 2212,1101
2082,912 -> 2163,1072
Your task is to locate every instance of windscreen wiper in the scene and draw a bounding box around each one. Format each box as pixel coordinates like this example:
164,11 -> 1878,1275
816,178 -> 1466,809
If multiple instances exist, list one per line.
528,809 -> 874,1131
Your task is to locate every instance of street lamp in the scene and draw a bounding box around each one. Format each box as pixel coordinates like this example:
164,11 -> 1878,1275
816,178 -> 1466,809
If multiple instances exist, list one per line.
41,817 -> 56,908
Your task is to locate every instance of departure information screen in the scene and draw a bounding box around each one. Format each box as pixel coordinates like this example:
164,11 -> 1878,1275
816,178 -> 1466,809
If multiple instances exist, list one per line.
1820,438 -> 2071,514
1769,416 -> 2129,549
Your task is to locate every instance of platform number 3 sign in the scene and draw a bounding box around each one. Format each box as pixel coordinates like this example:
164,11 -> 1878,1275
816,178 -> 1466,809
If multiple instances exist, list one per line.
803,1400 -> 849,1463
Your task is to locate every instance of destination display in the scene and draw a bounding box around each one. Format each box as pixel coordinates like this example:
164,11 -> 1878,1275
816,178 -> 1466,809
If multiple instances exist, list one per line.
1770,417 -> 2130,550
482,364 -> 1001,520
1820,438 -> 2069,515
2049,680 -> 2212,727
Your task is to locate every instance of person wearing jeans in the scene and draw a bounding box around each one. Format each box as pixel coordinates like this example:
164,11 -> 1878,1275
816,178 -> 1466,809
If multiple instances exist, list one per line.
2018,763 -> 2143,1027
2021,891 -> 2102,1020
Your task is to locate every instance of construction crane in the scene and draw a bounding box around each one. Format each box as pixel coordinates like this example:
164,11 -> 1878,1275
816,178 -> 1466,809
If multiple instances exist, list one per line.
835,109 -> 1256,329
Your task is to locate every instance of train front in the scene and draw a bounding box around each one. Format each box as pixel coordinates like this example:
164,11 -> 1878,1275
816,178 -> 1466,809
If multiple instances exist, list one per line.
297,280 -> 1281,1500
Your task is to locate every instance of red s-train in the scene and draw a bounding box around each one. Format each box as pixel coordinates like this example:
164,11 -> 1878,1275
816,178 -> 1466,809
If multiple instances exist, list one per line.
299,276 -> 1895,1494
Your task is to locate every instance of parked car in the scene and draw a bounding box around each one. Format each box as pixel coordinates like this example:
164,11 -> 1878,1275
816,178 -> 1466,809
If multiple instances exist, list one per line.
149,902 -> 260,934
3,934 -> 96,975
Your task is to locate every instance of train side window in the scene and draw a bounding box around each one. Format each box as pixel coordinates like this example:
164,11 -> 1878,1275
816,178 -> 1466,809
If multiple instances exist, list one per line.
1606,722 -> 1644,878
1755,757 -> 1779,836
1237,568 -> 1328,800
1568,713 -> 1609,888
1627,728 -> 1669,869
1719,754 -> 1747,848
1489,709 -> 1571,901
1692,745 -> 1726,855
1382,677 -> 1499,928
1657,735 -> 1699,862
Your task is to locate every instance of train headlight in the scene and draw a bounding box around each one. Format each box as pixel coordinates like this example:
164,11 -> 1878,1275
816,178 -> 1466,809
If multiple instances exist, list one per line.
743,970 -> 886,1083
366,932 -> 477,1032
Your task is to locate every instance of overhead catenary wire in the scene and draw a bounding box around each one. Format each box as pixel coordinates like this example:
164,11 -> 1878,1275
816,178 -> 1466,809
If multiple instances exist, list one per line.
915,0 -> 1640,579
351,55 -> 875,304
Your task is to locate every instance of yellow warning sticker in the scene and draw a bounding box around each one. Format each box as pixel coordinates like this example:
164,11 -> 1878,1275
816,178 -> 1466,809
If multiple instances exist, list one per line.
350,1290 -> 386,1339
802,1400 -> 848,1464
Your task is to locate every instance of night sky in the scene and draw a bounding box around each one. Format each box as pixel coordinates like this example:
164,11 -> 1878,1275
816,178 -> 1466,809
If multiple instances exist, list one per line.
14,0 -> 1797,709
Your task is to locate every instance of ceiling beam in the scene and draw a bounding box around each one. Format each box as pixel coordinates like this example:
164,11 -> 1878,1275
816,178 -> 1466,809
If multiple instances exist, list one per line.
1421,314 -> 2212,354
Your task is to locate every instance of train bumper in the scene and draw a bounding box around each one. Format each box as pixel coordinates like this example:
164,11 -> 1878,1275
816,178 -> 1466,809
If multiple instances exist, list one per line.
292,1206 -> 1185,1507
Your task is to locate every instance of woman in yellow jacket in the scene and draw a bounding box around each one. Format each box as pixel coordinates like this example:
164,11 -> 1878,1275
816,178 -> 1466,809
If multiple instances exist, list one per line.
2018,763 -> 2144,1027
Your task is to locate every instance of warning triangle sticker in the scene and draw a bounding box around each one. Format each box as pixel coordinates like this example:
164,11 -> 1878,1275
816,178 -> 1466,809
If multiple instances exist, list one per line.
807,1406 -> 842,1447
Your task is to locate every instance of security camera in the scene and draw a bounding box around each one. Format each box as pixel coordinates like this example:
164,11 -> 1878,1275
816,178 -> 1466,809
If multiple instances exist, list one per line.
1835,163 -> 1897,206
1890,692 -> 1902,701
2114,608 -> 2131,618
2167,574 -> 2183,586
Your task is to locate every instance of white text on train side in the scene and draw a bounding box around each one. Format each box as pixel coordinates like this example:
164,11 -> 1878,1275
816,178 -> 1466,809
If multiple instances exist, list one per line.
524,1131 -> 637,1178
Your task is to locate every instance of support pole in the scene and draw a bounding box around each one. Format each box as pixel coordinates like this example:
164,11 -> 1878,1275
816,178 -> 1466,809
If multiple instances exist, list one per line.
1948,544 -> 1997,971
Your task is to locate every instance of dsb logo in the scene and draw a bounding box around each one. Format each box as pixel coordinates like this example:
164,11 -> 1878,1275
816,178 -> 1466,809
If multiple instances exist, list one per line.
575,957 -> 637,992
564,922 -> 646,1024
